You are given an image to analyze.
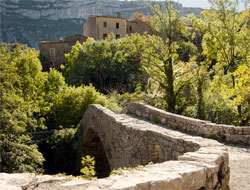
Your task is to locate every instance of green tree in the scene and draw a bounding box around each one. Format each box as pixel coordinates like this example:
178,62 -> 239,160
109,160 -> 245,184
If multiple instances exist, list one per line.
202,0 -> 250,124
0,43 -> 121,174
63,34 -> 144,93
49,85 -> 112,129
221,63 -> 250,125
0,134 -> 44,173
0,44 -> 45,173
140,1 -> 197,113
188,14 -> 209,120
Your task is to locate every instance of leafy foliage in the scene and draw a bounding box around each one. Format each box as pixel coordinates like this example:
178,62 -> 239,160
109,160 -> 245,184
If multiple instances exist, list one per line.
80,155 -> 96,180
1,0 -> 250,176
221,64 -> 250,124
63,34 -> 145,93
47,84 -> 119,129
200,0 -> 250,124
0,44 -> 45,173
0,134 -> 44,173
140,1 -> 198,113
0,43 -> 121,174
130,12 -> 153,25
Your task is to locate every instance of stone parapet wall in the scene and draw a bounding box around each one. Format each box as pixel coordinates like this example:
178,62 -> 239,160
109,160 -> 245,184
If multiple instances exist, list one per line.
122,102 -> 250,146
78,104 -> 229,190
79,105 -> 201,170
0,104 -> 230,190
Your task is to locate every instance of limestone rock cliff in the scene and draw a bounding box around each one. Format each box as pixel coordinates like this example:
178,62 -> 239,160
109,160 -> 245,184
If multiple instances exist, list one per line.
0,0 -> 203,49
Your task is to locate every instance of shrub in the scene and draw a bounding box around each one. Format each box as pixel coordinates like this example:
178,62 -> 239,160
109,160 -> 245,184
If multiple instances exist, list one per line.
0,134 -> 44,173
80,155 -> 96,180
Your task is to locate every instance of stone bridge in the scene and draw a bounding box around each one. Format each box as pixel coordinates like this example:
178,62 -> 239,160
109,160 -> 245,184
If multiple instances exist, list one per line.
1,103 -> 233,190
76,103 -> 230,190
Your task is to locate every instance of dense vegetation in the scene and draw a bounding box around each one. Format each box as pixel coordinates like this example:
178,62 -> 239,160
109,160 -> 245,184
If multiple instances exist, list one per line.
0,43 -> 119,174
0,0 -> 249,175
63,0 -> 250,125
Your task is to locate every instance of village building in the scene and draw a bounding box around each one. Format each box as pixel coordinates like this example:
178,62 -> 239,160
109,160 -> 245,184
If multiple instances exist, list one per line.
126,19 -> 154,36
84,12 -> 153,40
40,35 -> 87,71
40,13 -> 153,71
83,13 -> 127,40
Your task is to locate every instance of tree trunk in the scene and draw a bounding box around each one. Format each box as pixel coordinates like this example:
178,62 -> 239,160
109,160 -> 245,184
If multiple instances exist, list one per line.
165,58 -> 175,113
197,79 -> 205,120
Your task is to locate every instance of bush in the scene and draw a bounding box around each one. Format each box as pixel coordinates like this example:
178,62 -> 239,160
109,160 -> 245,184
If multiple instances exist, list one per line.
47,84 -> 121,129
0,134 -> 44,173
80,155 -> 96,180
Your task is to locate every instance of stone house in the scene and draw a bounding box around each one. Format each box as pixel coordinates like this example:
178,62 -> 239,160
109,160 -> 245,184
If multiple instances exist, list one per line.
84,14 -> 127,40
40,35 -> 87,71
84,12 -> 153,40
126,19 -> 154,36
40,13 -> 153,71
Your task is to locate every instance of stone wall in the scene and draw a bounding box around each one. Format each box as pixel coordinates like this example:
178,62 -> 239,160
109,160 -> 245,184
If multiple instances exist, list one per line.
127,19 -> 154,36
122,102 -> 250,146
83,15 -> 97,39
78,104 -> 229,190
40,35 -> 87,71
0,104 -> 230,190
79,105 -> 200,170
40,41 -> 70,71
65,35 -> 87,46
95,16 -> 127,40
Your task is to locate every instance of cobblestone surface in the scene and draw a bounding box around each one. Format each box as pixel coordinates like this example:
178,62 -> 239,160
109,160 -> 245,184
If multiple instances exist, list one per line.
225,144 -> 250,190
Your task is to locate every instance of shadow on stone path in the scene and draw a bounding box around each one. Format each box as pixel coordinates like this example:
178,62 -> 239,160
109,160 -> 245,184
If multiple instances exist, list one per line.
224,144 -> 250,190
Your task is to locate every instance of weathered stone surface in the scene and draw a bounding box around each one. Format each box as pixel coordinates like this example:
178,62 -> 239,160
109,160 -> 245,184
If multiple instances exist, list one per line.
79,104 -> 229,189
123,102 -> 250,146
0,103 -> 230,190
0,173 -> 35,190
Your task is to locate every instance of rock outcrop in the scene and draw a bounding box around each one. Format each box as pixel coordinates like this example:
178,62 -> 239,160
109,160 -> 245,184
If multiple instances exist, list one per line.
0,0 -> 203,49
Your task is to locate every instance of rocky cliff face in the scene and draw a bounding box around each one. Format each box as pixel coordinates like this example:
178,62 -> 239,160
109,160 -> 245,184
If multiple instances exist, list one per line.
0,0 -> 203,49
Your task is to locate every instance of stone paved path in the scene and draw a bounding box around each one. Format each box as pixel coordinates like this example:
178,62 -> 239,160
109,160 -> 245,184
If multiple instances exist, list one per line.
225,144 -> 250,190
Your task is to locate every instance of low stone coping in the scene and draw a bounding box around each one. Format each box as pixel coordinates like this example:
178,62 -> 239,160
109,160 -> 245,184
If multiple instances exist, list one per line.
122,102 -> 250,146
0,104 -> 230,190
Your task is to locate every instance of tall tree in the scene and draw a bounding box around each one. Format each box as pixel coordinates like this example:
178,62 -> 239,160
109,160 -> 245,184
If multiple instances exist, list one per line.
141,0 -> 196,113
63,34 -> 144,93
188,15 -> 208,120
0,44 -> 45,173
202,0 -> 250,124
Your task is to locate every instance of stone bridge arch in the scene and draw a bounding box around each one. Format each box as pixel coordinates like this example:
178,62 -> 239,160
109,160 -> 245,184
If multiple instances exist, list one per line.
0,103 -> 232,190
82,128 -> 111,178
77,104 -> 230,190
79,104 -> 169,175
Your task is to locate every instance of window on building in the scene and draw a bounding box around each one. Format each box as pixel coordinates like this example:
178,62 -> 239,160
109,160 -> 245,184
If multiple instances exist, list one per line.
50,61 -> 54,67
103,21 -> 107,28
130,26 -> 132,32
116,34 -> 120,39
116,23 -> 119,29
103,33 -> 107,39
50,48 -> 56,57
